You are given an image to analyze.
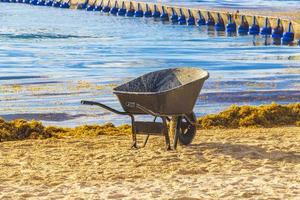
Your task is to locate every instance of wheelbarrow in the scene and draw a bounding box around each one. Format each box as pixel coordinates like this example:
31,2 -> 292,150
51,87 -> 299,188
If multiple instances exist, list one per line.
81,67 -> 209,150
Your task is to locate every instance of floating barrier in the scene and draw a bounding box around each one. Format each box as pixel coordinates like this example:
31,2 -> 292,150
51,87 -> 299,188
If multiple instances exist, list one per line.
197,11 -> 206,26
238,15 -> 249,35
282,22 -> 294,44
110,1 -> 118,15
126,2 -> 134,17
29,0 -> 38,5
261,18 -> 272,35
160,6 -> 168,21
117,1 -> 126,15
144,4 -> 151,17
93,0 -> 103,11
86,0 -> 95,11
3,0 -> 300,45
102,0 -> 110,12
187,10 -> 195,26
178,9 -> 186,25
170,8 -> 178,23
272,19 -> 283,38
152,4 -> 160,18
206,12 -> 215,26
134,3 -> 143,17
53,1 -> 61,7
36,0 -> 45,6
215,13 -> 225,31
60,0 -> 70,8
226,14 -> 236,32
249,16 -> 260,35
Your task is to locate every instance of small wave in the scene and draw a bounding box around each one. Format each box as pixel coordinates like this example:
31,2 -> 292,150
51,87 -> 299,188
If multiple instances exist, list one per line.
199,90 -> 300,103
0,33 -> 96,40
0,113 -> 90,122
0,76 -> 44,80
31,91 -> 89,97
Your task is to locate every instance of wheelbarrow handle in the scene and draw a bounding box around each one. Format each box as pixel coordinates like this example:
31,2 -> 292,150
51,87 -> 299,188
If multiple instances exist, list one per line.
81,100 -> 130,116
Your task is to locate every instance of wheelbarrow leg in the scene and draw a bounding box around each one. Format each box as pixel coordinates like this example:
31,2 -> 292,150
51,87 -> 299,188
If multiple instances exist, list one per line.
162,117 -> 171,150
173,116 -> 182,150
141,135 -> 150,148
130,115 -> 138,149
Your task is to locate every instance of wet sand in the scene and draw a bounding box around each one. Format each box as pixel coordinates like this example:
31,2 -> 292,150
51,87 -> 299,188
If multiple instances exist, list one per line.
0,127 -> 299,199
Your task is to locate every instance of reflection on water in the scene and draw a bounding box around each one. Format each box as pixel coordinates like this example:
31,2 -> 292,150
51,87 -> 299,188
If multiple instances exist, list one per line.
0,3 -> 300,126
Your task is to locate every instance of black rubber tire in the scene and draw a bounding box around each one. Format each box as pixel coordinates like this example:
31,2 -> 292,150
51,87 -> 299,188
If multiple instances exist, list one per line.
178,112 -> 197,145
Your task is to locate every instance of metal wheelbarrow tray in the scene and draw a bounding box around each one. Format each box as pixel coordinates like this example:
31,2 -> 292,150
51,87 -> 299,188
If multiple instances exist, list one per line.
82,67 -> 209,150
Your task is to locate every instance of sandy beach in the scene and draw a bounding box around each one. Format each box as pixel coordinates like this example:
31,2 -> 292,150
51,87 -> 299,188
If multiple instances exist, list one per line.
1,126 -> 299,199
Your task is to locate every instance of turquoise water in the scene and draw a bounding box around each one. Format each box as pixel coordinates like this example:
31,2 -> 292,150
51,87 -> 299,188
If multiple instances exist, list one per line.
0,3 -> 300,126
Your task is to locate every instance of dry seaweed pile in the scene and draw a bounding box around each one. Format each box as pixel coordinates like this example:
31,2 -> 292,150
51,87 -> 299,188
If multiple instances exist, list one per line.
0,119 -> 131,142
198,103 -> 300,129
1,103 -> 299,142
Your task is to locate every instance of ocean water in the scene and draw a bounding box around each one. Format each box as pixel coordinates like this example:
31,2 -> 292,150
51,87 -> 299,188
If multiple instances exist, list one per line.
0,3 -> 300,126
146,0 -> 300,10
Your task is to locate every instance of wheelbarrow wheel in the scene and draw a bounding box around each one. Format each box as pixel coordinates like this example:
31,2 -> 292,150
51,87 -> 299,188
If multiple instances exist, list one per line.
178,112 -> 197,145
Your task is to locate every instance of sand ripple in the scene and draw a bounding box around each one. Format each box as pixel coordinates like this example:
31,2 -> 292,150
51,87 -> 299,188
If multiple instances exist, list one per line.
0,127 -> 299,199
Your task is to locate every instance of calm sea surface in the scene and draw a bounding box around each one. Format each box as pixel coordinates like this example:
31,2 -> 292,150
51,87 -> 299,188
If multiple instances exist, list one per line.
0,2 -> 300,126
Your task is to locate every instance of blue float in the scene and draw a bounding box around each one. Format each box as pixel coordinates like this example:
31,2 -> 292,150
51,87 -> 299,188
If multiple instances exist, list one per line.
272,19 -> 283,38
117,2 -> 126,16
144,4 -> 152,17
94,0 -> 103,11
178,9 -> 186,25
261,18 -> 272,35
44,0 -> 53,6
36,0 -> 45,5
78,1 -> 88,9
60,1 -> 70,8
30,0 -> 38,5
110,1 -> 118,15
86,0 -> 95,11
52,1 -> 61,7
187,10 -> 195,25
215,13 -> 225,31
249,16 -> 260,35
126,3 -> 134,17
126,9 -> 134,16
152,5 -> 160,18
226,14 -> 236,32
102,0 -> 110,12
23,0 -> 30,4
238,16 -> 249,34
206,12 -> 215,26
86,5 -> 94,11
282,22 -> 295,44
170,8 -> 178,23
197,11 -> 206,26
134,3 -> 143,17
160,6 -> 168,21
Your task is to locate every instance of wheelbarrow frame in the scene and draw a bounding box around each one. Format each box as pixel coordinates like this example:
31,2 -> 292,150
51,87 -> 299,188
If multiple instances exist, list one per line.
81,100 -> 195,150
